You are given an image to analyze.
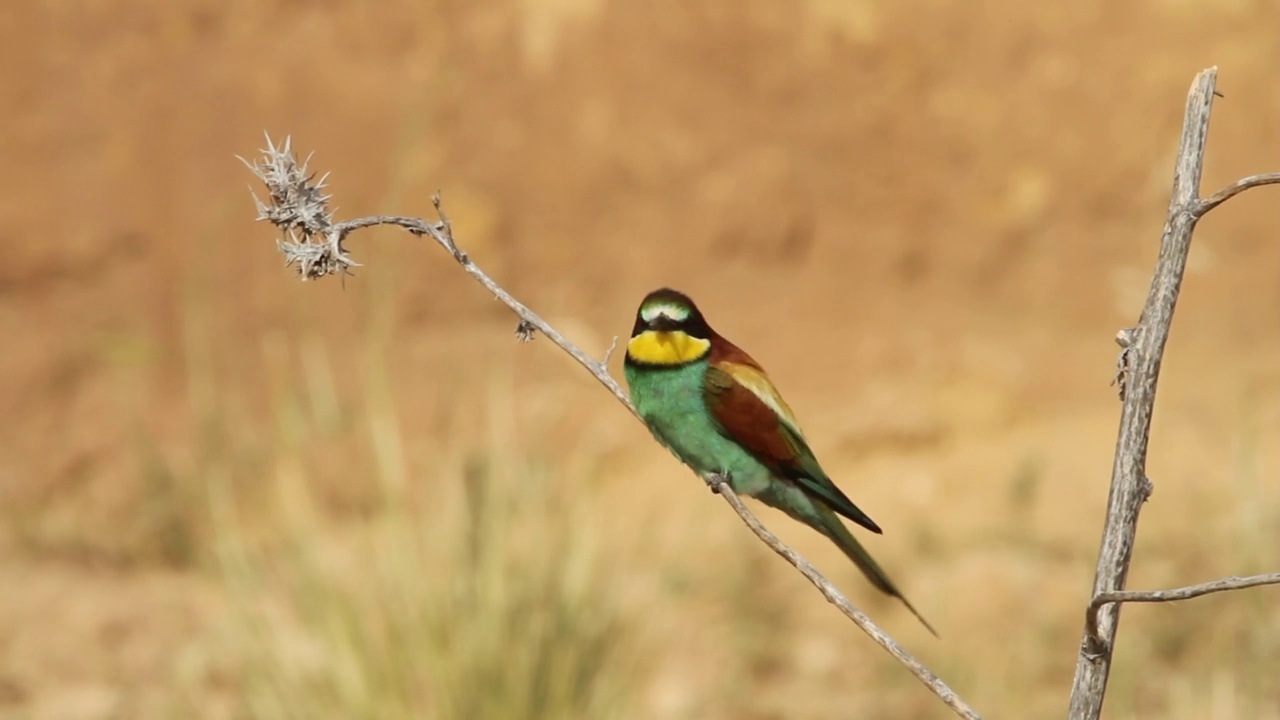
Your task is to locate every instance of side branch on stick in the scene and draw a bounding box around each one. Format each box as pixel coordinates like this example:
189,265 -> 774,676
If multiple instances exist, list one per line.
1085,572 -> 1280,643
1196,172 -> 1280,215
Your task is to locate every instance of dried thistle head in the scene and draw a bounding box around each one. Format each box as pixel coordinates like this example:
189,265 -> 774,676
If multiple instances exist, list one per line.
241,133 -> 359,281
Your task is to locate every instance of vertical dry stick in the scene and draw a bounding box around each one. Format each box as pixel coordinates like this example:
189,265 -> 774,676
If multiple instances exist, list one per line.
1065,67 -> 1218,720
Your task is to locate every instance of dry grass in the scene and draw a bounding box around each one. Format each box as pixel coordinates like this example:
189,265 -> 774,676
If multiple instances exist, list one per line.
210,369 -> 643,720
2,287 -> 1277,720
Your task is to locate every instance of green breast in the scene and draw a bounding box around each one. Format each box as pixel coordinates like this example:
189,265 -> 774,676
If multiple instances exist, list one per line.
623,359 -> 771,491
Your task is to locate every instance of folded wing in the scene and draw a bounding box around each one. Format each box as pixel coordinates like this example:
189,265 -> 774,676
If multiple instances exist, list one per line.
703,361 -> 883,535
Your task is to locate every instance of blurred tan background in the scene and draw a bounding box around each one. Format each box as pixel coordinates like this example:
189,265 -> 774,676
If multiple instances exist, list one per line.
1,1 -> 1278,718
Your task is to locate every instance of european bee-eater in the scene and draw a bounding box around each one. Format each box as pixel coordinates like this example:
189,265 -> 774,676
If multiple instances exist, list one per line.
623,288 -> 934,635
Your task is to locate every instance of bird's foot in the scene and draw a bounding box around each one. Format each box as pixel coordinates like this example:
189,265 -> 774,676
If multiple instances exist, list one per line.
705,472 -> 731,494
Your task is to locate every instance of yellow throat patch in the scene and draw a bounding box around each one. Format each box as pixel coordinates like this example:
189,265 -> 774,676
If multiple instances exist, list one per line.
627,330 -> 711,365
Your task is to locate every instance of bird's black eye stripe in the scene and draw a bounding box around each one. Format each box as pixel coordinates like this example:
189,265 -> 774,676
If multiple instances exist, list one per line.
682,316 -> 711,339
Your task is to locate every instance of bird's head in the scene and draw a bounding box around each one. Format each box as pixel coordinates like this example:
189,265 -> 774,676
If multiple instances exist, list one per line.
626,288 -> 714,367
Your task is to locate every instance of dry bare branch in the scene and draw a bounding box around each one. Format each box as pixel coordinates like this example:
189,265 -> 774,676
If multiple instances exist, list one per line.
243,135 -> 982,720
1067,66 -> 1280,719
1085,572 -> 1280,641
1196,172 -> 1280,215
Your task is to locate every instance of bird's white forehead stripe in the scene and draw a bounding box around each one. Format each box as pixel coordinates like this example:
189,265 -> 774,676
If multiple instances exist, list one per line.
640,301 -> 690,322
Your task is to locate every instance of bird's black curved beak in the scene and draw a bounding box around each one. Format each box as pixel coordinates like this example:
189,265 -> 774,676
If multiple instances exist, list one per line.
648,315 -> 682,332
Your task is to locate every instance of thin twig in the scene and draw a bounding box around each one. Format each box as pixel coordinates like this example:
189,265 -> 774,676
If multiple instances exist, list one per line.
1195,172 -> 1280,216
242,135 -> 982,720
601,336 -> 620,366
1067,66 -> 1280,719
1085,572 -> 1280,640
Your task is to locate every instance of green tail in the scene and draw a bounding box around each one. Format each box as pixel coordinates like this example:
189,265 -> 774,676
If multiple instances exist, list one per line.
817,508 -> 938,637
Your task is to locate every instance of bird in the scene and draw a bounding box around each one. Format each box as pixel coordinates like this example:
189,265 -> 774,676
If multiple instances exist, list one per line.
622,287 -> 935,635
